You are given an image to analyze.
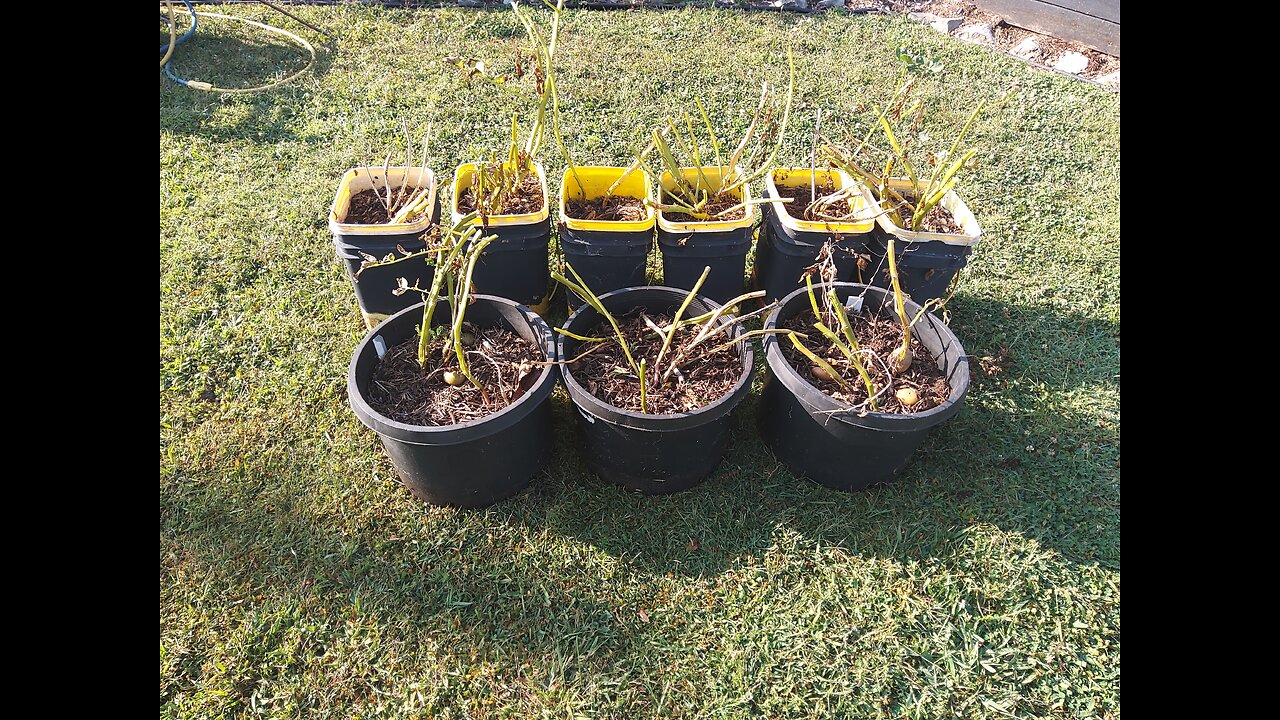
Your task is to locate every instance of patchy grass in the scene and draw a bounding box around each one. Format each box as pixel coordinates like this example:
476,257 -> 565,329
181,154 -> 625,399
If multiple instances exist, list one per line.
161,6 -> 1119,719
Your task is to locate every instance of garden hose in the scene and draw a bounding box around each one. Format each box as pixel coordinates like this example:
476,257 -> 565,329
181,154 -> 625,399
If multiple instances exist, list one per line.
160,0 -> 176,68
160,0 -> 198,66
160,2 -> 316,94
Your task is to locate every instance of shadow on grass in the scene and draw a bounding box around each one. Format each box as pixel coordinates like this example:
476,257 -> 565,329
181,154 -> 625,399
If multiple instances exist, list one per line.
499,289 -> 1118,575
162,469 -> 629,699
161,292 -> 1118,695
160,30 -> 338,143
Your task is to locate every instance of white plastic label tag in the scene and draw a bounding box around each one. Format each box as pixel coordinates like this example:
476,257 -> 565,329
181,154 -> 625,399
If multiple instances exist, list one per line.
373,336 -> 387,359
845,295 -> 864,314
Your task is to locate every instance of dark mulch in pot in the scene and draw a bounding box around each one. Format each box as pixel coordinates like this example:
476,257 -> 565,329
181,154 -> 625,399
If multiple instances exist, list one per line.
883,195 -> 965,234
780,306 -> 951,414
568,310 -> 743,414
564,194 -> 647,222
663,197 -> 746,223
345,185 -> 429,224
779,181 -> 855,221
457,173 -> 545,216
368,323 -> 542,426
916,204 -> 964,234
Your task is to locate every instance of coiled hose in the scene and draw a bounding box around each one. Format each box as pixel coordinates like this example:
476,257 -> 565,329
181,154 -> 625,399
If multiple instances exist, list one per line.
159,0 -> 316,94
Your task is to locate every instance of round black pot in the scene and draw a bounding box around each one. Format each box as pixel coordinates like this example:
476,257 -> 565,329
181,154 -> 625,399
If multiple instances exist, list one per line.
348,295 -> 558,507
557,286 -> 754,494
759,282 -> 970,491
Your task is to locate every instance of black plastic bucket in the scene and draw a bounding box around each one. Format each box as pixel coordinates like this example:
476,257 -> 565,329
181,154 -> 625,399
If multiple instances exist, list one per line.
656,225 -> 752,306
559,223 -> 652,309
347,295 -> 558,507
759,282 -> 969,491
861,229 -> 974,306
332,194 -> 441,329
754,200 -> 867,302
557,286 -> 754,494
469,218 -> 553,314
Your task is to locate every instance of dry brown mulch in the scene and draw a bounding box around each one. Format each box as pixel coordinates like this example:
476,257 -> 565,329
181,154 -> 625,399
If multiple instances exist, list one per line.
344,184 -> 428,224
778,181 -> 856,221
663,197 -> 746,223
457,173 -> 545,216
368,323 -> 543,426
914,0 -> 1119,79
915,203 -> 964,234
880,195 -> 964,234
564,194 -> 647,222
780,305 -> 951,414
566,310 -> 744,414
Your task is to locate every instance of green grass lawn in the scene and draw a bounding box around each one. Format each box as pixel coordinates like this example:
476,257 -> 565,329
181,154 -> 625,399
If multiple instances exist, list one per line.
160,5 -> 1119,718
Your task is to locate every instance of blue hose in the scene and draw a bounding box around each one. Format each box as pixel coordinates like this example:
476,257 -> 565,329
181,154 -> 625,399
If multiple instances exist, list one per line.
161,0 -> 198,88
161,2 -> 318,93
159,0 -> 197,55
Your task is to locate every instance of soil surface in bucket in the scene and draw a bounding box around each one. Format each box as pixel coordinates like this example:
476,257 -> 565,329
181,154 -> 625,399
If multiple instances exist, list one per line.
885,195 -> 964,234
345,184 -> 430,224
660,190 -> 746,223
780,308 -> 951,414
564,194 -> 646,222
780,181 -> 854,221
369,323 -> 543,426
917,204 -> 964,234
457,174 -> 545,216
569,311 -> 743,414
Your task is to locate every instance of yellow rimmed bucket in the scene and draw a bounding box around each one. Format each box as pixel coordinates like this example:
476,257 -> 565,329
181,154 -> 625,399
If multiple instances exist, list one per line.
450,161 -> 553,316
754,167 -> 877,301
654,166 -> 755,306
860,177 -> 983,305
329,166 -> 439,328
558,166 -> 656,309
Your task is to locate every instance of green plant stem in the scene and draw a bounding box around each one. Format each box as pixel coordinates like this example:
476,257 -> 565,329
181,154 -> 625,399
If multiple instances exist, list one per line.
607,132 -> 661,198
702,328 -> 793,356
723,46 -> 795,194
827,289 -> 860,352
680,113 -> 714,193
452,236 -> 494,391
653,128 -> 699,205
554,327 -> 608,343
885,236 -> 912,373
724,83 -> 769,180
638,358 -> 648,413
653,266 -> 710,376
695,98 -> 722,171
547,59 -> 584,198
872,102 -> 917,197
788,332 -> 853,393
805,274 -> 824,324
552,265 -> 640,376
415,229 -> 473,368
660,291 -> 769,383
814,322 -> 877,411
